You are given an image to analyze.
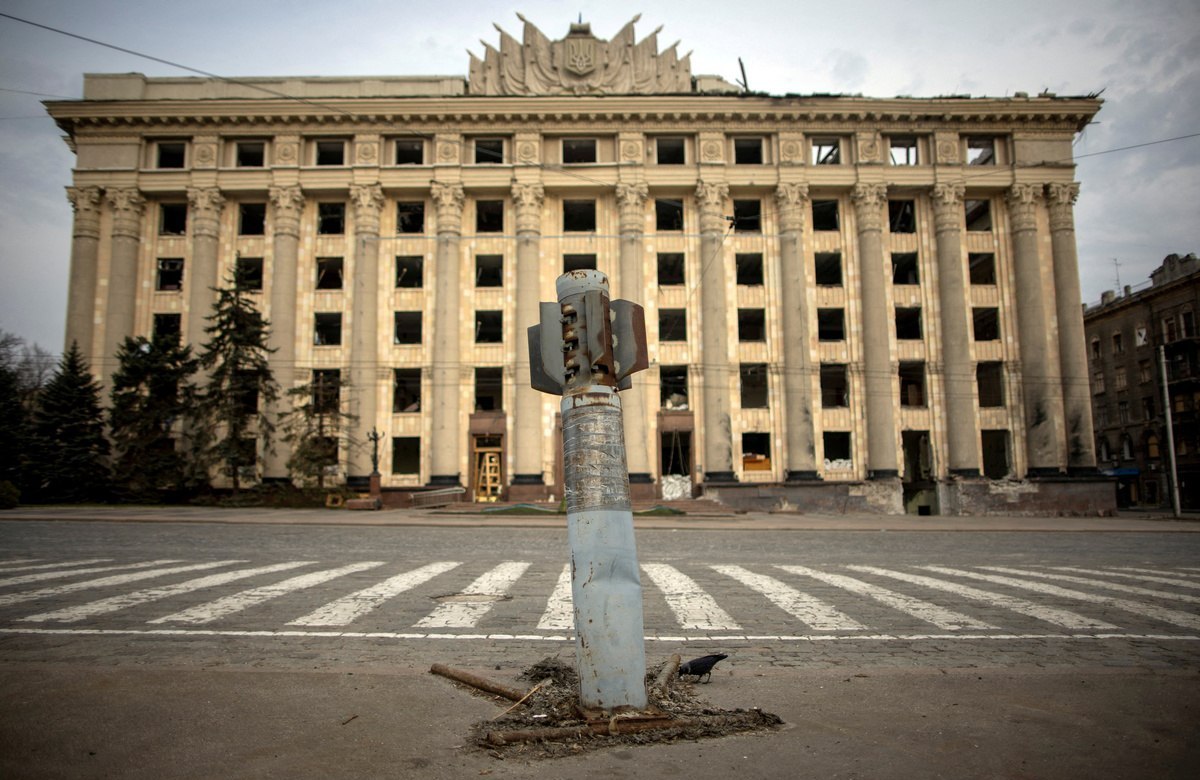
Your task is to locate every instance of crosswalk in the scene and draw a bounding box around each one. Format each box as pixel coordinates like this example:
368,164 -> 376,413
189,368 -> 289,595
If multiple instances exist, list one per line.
1,557 -> 1199,642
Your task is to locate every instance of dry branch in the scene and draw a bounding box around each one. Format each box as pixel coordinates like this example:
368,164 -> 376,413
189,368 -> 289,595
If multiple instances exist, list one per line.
430,663 -> 527,702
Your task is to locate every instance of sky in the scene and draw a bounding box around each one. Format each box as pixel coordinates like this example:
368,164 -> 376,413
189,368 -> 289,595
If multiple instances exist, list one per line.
1,0 -> 1197,354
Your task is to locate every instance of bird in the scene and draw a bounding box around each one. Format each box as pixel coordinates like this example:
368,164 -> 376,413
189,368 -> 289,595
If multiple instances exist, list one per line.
678,653 -> 728,683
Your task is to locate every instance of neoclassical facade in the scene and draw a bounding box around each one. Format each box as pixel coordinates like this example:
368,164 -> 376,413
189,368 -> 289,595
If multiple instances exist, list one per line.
46,17 -> 1111,513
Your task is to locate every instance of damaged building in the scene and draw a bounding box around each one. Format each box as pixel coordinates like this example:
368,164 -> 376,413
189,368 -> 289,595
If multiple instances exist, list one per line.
45,16 -> 1111,514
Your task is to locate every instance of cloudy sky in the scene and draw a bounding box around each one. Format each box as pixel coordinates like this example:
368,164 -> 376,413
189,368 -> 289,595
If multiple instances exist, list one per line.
1,0 -> 1197,353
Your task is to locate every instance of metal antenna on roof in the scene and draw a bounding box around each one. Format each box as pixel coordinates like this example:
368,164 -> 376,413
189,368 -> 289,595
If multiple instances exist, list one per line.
737,57 -> 749,92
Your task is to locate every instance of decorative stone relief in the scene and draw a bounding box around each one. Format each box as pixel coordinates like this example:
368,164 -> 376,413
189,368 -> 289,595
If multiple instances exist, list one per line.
356,142 -> 379,164
269,185 -> 304,237
431,182 -> 465,234
350,184 -> 384,234
517,141 -> 539,164
935,133 -> 960,165
779,136 -> 805,166
775,182 -> 810,232
620,140 -> 643,164
193,143 -> 216,167
511,182 -> 545,234
930,182 -> 966,234
700,139 -> 723,164
695,181 -> 729,233
851,183 -> 888,233
275,142 -> 298,164
469,14 -> 693,96
67,186 -> 103,239
1006,183 -> 1043,233
1046,182 -> 1080,233
106,188 -> 145,240
615,181 -> 648,234
437,140 -> 460,164
856,132 -> 882,164
187,187 -> 225,239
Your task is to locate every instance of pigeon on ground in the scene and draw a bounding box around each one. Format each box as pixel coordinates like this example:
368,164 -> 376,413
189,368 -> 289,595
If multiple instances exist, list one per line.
677,653 -> 728,683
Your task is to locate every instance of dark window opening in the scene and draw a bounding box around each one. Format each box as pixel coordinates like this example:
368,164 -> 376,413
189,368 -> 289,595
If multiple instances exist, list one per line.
742,432 -> 771,471
156,258 -> 183,292
888,200 -> 916,233
818,308 -> 845,341
563,200 -> 596,232
660,365 -> 688,409
656,137 -> 685,165
738,309 -> 766,342
967,137 -> 996,166
232,371 -> 258,418
153,313 -> 181,341
317,203 -> 345,235
239,203 -> 266,236
734,137 -> 763,164
659,310 -> 687,342
815,252 -> 843,285
236,142 -> 264,167
889,137 -> 918,165
160,203 -> 187,235
391,437 -> 420,474
314,312 -> 342,346
236,257 -> 263,291
474,138 -> 504,164
395,139 -> 423,165
980,429 -> 1010,478
475,254 -> 503,287
311,369 -> 341,415
824,431 -> 851,461
976,362 -> 1005,407
899,362 -> 927,407
663,430 -> 692,477
736,253 -> 764,285
393,311 -> 422,345
821,364 -> 849,408
812,200 -> 840,231
396,256 -> 423,288
895,307 -> 923,340
892,252 -> 920,285
965,199 -> 992,231
658,253 -> 685,286
812,138 -> 841,165
476,200 -> 503,233
969,253 -> 996,285
316,257 -> 344,290
740,363 -> 768,408
562,138 -> 597,164
475,310 -> 503,343
315,140 -> 345,166
563,253 -> 596,273
732,200 -> 761,232
656,199 -> 684,231
397,202 -> 425,234
393,369 -> 421,413
156,142 -> 185,169
973,308 -> 1000,341
474,367 -> 503,411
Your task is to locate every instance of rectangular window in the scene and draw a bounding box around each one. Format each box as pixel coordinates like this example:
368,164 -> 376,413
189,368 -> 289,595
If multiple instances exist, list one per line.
236,257 -> 263,291
812,138 -> 841,165
474,138 -> 504,164
976,362 -> 1005,407
153,313 -> 181,341
235,141 -> 265,167
562,138 -> 597,164
1093,371 -> 1106,394
396,256 -> 423,288
317,203 -> 345,235
895,307 -> 923,340
315,140 -> 345,166
1115,367 -> 1128,390
660,365 -> 688,409
1139,361 -> 1152,383
891,252 -> 919,285
393,369 -> 421,413
1164,316 -> 1178,342
475,310 -> 502,343
656,198 -> 684,231
314,312 -> 342,346
740,363 -> 768,408
1142,396 -> 1155,421
742,432 -> 771,471
1183,311 -> 1196,337
156,141 -> 186,169
563,200 -> 596,232
1091,339 -> 1102,361
736,253 -> 764,286
733,137 -> 763,164
824,431 -> 852,462
311,369 -> 341,415
475,200 -> 504,233
965,199 -> 992,232
980,430 -> 1010,478
817,308 -> 845,341
474,367 -> 503,411
814,252 -> 842,285
475,254 -> 503,287
812,200 -> 840,231
1112,332 -> 1124,355
656,137 -> 685,165
899,362 -> 926,407
973,308 -> 1000,341
820,364 -> 849,408
393,311 -> 422,345
397,202 -> 425,234
156,258 -> 183,291
969,253 -> 997,285
1136,325 -> 1148,347
1117,401 -> 1130,424
316,257 -> 344,290
238,203 -> 266,236
659,309 -> 687,342
888,136 -> 918,165
738,309 -> 766,342
395,139 -> 424,165
658,253 -> 685,286
732,200 -> 761,232
391,437 -> 420,474
966,137 -> 996,166
888,200 -> 916,233
159,203 -> 187,235
563,253 -> 596,273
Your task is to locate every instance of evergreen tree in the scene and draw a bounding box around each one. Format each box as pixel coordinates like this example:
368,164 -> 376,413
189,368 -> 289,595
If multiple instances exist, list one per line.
0,362 -> 24,506
26,343 -> 109,503
109,334 -> 198,501
280,370 -> 357,489
194,278 -> 279,494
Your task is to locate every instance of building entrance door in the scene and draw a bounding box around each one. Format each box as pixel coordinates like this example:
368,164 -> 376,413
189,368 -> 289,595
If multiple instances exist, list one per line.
472,435 -> 503,502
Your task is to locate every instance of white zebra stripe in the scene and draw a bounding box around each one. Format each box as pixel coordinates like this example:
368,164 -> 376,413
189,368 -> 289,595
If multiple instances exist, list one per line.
0,561 -> 245,607
415,562 -> 531,629
1055,567 -> 1200,590
537,564 -> 574,631
712,565 -> 864,631
0,560 -> 182,588
288,562 -> 461,626
0,559 -> 110,575
980,567 -> 1200,604
642,563 -> 741,631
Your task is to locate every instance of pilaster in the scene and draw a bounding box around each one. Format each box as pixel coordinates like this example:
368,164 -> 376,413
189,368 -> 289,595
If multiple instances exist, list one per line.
186,187 -> 225,348
510,181 -> 548,496
103,188 -> 145,369
263,185 -> 305,481
65,186 -> 103,359
775,182 -> 819,480
696,180 -> 735,483
614,179 -> 652,488
429,181 -> 465,485
348,183 -> 384,481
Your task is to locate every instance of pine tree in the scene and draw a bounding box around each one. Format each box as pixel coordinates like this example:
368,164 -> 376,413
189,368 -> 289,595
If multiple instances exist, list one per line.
26,343 -> 109,503
280,370 -> 357,489
109,334 -> 198,501
194,278 -> 279,494
0,362 -> 24,506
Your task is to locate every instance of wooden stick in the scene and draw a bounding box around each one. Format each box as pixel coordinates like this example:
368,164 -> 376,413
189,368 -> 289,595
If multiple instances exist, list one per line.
429,663 -> 526,702
656,654 -> 681,695
492,680 -> 547,720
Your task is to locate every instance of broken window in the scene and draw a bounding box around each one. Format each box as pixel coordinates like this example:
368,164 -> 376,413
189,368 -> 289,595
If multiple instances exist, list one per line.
889,137 -> 918,165
1136,325 -> 1148,347
656,198 -> 684,231
895,307 -> 923,340
888,200 -> 916,233
397,202 -> 425,234
316,257 -> 344,290
153,313 -> 181,342
818,308 -> 845,341
474,138 -> 504,164
314,313 -> 342,346
236,257 -> 263,291
1090,339 -> 1102,361
391,437 -> 420,474
315,140 -> 345,166
980,430 -> 1010,478
563,200 -> 596,232
738,309 -> 766,342
658,253 -> 685,286
156,258 -> 183,292
656,137 -> 685,165
156,141 -> 185,169
476,200 -> 504,233
823,431 -> 852,462
733,200 -> 761,232
392,369 -> 421,413
563,254 -> 596,273
317,203 -> 345,235
395,255 -> 423,288
742,432 -> 771,471
740,363 -> 769,408
734,137 -> 763,164
475,254 -> 503,287
475,310 -> 502,343
395,139 -> 423,165
965,199 -> 992,231
239,203 -> 266,236
659,309 -> 687,342
973,308 -> 1000,341
159,203 -> 188,235
393,311 -> 422,345
966,137 -> 996,166
311,369 -> 341,415
812,138 -> 841,165
892,252 -> 919,285
236,141 -> 265,167
562,138 -> 597,164
736,253 -> 764,285
660,365 -> 688,409
814,252 -> 843,285
976,362 -> 1005,407
899,362 -> 927,407
969,253 -> 996,285
812,200 -> 840,231
820,364 -> 849,407
474,367 -> 503,411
